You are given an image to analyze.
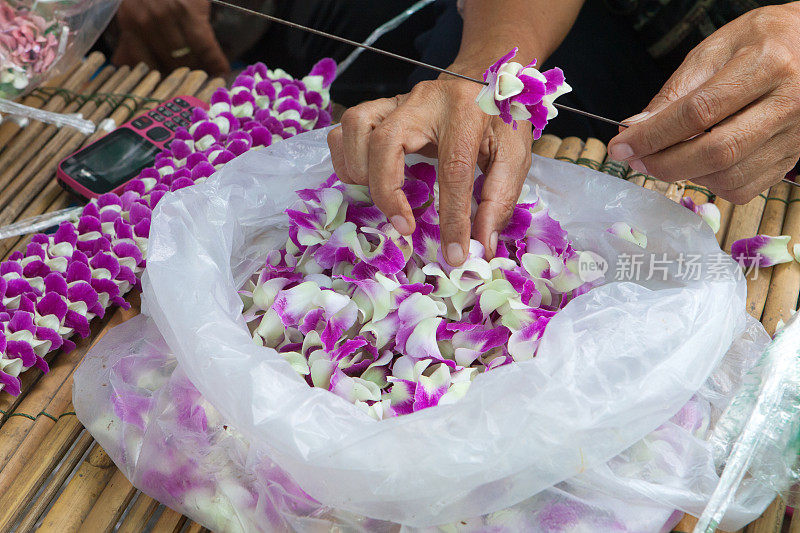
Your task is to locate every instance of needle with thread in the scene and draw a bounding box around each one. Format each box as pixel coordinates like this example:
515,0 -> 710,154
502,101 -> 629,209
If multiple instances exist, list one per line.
211,0 -> 798,187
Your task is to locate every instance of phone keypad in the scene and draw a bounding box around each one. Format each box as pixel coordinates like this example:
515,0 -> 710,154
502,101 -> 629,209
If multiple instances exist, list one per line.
131,116 -> 153,129
146,127 -> 171,142
128,97 -> 198,146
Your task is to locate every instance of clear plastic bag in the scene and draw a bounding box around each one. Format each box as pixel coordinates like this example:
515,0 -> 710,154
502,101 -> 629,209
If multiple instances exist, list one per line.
0,0 -> 121,100
75,128 -> 782,531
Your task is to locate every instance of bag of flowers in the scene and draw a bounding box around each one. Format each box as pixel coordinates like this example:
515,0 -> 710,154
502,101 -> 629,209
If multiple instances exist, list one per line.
0,0 -> 121,100
74,127 -> 792,532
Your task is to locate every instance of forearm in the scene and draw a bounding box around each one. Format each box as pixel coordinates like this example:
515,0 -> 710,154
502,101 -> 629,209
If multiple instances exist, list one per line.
452,0 -> 585,76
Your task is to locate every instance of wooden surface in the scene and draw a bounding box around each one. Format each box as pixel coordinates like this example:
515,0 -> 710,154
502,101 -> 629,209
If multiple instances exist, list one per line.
0,55 -> 796,532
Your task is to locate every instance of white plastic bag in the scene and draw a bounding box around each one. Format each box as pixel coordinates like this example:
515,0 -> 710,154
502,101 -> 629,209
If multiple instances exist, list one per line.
76,128 -> 776,531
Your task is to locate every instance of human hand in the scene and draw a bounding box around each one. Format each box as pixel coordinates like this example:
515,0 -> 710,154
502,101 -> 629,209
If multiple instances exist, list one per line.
113,0 -> 230,76
327,71 -> 533,266
607,3 -> 800,204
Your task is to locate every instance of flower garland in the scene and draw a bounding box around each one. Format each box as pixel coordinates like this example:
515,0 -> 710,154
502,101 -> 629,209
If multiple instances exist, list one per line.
0,58 -> 337,396
476,47 -> 572,137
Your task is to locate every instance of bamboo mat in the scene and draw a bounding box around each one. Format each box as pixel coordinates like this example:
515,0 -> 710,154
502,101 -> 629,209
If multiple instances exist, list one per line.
0,53 -> 796,532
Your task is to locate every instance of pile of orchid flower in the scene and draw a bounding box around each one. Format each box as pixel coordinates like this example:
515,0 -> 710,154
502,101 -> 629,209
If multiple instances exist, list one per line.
0,58 -> 337,395
0,1 -> 66,99
239,165 -> 605,419
476,47 -> 572,138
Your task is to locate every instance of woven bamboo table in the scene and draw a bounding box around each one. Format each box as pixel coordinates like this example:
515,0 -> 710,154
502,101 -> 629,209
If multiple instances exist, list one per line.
0,52 -> 796,533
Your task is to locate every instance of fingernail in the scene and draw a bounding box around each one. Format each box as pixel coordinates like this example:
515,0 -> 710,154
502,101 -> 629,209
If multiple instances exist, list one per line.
446,242 -> 465,265
629,159 -> 648,174
608,143 -> 634,161
391,215 -> 412,235
489,232 -> 498,256
622,111 -> 650,125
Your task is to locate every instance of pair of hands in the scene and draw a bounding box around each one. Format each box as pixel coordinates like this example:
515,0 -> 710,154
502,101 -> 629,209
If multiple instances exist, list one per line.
330,4 -> 800,266
113,0 -> 229,76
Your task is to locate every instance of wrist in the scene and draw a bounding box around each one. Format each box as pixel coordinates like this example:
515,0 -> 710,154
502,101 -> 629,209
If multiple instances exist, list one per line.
449,39 -> 548,80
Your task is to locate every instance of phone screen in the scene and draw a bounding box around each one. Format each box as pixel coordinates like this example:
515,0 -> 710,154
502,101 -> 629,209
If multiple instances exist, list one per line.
62,128 -> 160,194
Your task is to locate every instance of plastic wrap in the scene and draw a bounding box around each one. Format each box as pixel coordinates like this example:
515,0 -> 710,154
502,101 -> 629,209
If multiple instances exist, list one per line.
75,128 -> 782,531
0,0 -> 121,100
695,312 -> 800,532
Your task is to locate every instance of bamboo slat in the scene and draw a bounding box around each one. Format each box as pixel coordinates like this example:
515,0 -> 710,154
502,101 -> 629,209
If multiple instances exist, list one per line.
532,134 -> 563,158
0,64 -> 80,149
745,183 -> 792,320
0,402 -> 83,531
183,521 -> 208,533
196,77 -> 226,102
626,168 -> 648,187
13,430 -> 94,533
674,515 -> 699,532
0,54 -> 107,202
644,177 -> 685,203
79,469 -> 138,533
745,498 -> 786,533
84,68 -> 162,146
144,67 -> 191,105
790,511 -> 800,533
715,198 -> 736,247
151,507 -> 188,533
576,137 -> 606,170
116,494 -> 160,533
553,136 -> 584,164
577,138 -> 608,170
682,181 -> 715,207
601,157 -> 629,179
760,185 -> 800,336
722,196 -> 768,254
37,443 -> 117,533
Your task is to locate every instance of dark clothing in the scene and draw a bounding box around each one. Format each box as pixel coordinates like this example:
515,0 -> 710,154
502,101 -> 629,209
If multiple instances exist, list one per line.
604,0 -> 792,72
247,1 -> 446,107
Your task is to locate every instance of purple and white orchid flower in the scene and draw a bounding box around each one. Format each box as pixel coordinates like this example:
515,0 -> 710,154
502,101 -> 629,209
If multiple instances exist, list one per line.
680,197 -> 721,233
476,47 -> 572,136
731,235 -> 794,268
242,161 -> 604,419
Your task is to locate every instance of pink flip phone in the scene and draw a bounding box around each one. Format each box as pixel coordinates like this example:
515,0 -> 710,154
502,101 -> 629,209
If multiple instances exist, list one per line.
57,95 -> 209,199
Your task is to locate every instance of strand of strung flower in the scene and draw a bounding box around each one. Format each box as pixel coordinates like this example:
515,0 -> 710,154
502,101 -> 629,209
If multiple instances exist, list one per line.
475,47 -> 572,137
0,58 -> 337,396
239,165 -> 606,419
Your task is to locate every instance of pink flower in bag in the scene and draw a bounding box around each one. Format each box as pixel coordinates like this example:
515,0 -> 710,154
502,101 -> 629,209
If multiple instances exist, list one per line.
0,3 -> 60,77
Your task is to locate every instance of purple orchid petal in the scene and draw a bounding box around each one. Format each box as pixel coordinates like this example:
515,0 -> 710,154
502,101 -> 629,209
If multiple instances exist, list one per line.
731,235 -> 794,268
308,57 -> 337,87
